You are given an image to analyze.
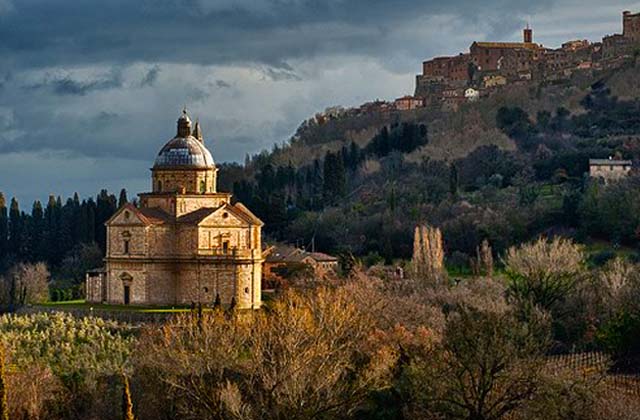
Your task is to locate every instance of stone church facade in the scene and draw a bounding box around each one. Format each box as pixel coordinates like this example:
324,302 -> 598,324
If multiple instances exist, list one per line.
86,111 -> 264,309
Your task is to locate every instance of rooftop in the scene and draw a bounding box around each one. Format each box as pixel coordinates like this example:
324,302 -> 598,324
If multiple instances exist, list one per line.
589,159 -> 632,165
472,41 -> 543,50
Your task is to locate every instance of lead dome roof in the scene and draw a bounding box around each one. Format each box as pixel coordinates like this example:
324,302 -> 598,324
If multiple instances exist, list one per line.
153,110 -> 215,169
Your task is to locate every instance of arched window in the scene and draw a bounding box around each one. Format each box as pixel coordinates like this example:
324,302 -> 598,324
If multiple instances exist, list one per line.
157,180 -> 162,192
122,231 -> 132,255
200,180 -> 206,193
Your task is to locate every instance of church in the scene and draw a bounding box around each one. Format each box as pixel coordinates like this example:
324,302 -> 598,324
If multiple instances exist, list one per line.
86,110 -> 264,309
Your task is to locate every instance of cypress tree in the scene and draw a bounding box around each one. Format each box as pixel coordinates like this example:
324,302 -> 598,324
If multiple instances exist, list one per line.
44,195 -> 59,266
118,189 -> 128,208
8,198 -> 22,257
86,198 -> 96,244
71,193 -> 82,245
95,190 -> 117,253
29,201 -> 45,262
78,200 -> 89,244
59,198 -> 76,258
0,193 -> 7,263
122,374 -> 135,420
449,163 -> 459,196
0,344 -> 8,420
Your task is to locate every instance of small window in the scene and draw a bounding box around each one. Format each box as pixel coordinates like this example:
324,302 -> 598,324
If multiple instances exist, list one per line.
200,180 -> 206,193
203,287 -> 208,293
222,241 -> 229,253
222,212 -> 229,219
124,211 -> 130,220
157,180 -> 162,192
244,287 -> 250,294
124,240 -> 130,255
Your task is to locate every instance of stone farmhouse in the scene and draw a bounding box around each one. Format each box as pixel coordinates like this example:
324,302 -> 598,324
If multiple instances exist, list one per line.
414,11 -> 640,109
263,245 -> 338,288
589,158 -> 633,183
86,110 -> 264,309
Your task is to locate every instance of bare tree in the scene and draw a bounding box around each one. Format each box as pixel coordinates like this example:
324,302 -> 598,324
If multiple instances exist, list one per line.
247,287 -> 393,420
136,310 -> 251,420
402,307 -> 550,420
471,239 -> 494,277
412,225 -> 445,285
0,262 -> 50,306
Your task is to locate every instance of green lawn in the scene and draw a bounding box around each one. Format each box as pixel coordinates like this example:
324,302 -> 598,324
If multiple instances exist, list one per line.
584,239 -> 637,259
37,300 -> 194,313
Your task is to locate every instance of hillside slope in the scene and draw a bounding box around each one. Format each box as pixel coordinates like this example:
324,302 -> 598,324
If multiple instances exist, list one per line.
219,59 -> 640,265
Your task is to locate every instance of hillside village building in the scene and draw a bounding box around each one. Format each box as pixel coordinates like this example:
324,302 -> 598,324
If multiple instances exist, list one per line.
589,158 -> 633,183
415,11 -> 640,106
86,110 -> 264,308
394,95 -> 424,110
263,245 -> 338,288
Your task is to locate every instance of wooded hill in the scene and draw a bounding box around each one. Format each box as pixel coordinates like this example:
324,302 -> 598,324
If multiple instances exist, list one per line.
219,59 -> 640,266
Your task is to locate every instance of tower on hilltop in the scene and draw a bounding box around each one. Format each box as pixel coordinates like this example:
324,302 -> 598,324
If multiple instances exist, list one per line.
623,10 -> 640,42
523,24 -> 533,44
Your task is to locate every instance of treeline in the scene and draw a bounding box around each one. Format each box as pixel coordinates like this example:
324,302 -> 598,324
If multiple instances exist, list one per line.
497,81 -> 640,159
2,236 -> 640,419
218,79 -> 640,263
0,189 -> 126,273
231,122 -> 428,237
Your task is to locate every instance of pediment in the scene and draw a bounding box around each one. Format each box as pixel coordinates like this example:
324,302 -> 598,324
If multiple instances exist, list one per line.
198,204 -> 250,227
106,204 -> 147,226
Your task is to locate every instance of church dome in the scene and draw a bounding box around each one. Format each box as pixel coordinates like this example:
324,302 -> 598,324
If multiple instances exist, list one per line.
153,110 -> 215,169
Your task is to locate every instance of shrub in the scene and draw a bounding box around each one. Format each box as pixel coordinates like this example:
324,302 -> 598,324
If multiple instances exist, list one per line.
503,237 -> 585,310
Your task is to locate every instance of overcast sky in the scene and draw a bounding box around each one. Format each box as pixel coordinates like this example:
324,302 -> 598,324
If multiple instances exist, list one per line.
1,0 -> 639,207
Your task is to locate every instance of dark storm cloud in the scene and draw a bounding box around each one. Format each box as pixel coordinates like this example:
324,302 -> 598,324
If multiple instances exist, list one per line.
261,65 -> 302,82
140,65 -> 161,87
0,0 -> 554,70
1,0 -> 636,206
26,71 -> 123,96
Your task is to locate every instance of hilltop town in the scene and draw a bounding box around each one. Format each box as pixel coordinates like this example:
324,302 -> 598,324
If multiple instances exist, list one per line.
411,10 -> 640,111
309,10 -> 640,122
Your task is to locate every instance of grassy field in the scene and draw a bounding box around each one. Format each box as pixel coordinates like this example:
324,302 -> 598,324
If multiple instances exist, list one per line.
36,300 -> 194,313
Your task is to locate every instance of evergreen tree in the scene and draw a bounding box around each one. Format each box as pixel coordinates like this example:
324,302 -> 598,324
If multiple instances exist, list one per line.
347,141 -> 361,170
323,151 -> 346,205
449,163 -> 459,196
59,198 -> 76,259
95,190 -> 117,253
308,159 -> 324,209
71,193 -> 81,245
44,195 -> 60,266
29,201 -> 45,262
8,198 -> 23,257
118,189 -> 128,208
0,194 -> 7,263
85,198 -> 97,244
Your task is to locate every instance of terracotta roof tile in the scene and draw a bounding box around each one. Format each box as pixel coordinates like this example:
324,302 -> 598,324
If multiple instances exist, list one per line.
176,207 -> 219,224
